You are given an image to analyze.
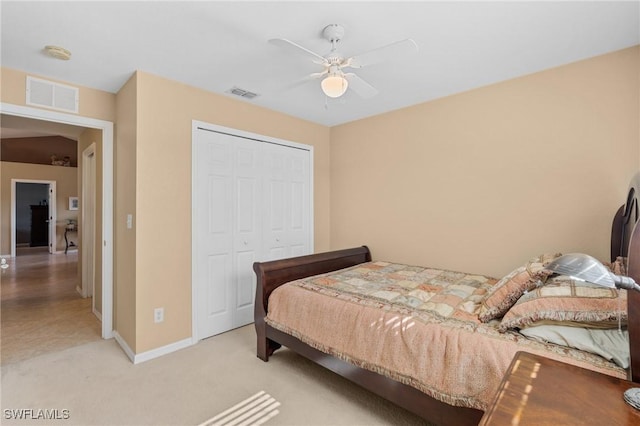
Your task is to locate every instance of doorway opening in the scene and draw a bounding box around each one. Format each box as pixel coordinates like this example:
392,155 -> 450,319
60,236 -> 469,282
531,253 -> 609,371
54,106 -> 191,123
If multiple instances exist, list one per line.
2,102 -> 114,340
14,181 -> 54,256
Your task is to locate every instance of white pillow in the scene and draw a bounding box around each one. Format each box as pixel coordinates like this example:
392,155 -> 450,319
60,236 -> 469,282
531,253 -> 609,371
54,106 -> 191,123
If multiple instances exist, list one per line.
519,324 -> 629,369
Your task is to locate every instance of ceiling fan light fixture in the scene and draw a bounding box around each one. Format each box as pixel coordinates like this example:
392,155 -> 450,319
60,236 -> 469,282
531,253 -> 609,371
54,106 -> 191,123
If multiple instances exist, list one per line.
321,74 -> 348,98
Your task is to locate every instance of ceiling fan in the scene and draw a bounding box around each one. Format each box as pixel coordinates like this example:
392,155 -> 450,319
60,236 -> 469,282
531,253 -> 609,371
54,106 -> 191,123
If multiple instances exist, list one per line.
269,24 -> 418,99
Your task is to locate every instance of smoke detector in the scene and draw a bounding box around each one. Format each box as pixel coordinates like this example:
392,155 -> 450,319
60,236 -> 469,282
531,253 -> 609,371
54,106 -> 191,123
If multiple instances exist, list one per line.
44,45 -> 71,60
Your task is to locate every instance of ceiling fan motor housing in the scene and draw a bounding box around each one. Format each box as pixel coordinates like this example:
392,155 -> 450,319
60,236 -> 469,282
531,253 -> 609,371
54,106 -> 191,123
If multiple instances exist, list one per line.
323,24 -> 345,44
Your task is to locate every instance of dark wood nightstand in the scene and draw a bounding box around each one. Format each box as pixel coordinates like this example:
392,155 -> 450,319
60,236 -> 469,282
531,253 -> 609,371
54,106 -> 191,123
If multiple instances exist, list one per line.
480,351 -> 640,425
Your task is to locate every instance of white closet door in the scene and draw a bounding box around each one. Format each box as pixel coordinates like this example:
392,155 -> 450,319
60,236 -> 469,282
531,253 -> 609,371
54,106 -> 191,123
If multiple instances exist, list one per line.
194,124 -> 312,340
262,143 -> 288,261
195,131 -> 235,338
286,146 -> 312,258
233,138 -> 261,327
262,143 -> 311,261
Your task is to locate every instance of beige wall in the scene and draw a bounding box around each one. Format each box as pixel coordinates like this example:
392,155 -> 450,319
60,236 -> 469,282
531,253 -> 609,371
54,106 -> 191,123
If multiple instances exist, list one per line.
330,46 -> 640,279
1,162 -> 78,254
114,75 -> 138,351
78,128 -> 104,314
132,71 -> 331,352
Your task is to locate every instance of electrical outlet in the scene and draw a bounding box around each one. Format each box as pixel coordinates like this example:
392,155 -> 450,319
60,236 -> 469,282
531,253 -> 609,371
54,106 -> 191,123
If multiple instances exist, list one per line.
154,307 -> 164,323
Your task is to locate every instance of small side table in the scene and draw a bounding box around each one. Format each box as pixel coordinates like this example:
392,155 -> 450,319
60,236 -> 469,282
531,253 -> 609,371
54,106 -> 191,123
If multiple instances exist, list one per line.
480,351 -> 640,426
64,223 -> 77,254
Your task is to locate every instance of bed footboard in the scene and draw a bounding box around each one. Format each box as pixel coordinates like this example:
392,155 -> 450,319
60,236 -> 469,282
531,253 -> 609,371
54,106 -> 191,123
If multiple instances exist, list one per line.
251,245 -> 484,424
253,246 -> 371,361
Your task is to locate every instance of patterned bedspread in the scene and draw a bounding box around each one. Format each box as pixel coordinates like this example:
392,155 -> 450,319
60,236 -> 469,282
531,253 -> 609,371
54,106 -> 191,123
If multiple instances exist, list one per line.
265,261 -> 626,410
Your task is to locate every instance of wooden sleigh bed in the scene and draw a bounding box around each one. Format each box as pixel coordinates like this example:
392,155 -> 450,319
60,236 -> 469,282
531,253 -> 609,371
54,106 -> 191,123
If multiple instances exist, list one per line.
253,173 -> 640,426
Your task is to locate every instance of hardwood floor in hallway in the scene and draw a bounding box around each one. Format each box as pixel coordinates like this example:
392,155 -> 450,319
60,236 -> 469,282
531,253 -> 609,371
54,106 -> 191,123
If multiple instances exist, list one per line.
0,249 -> 101,365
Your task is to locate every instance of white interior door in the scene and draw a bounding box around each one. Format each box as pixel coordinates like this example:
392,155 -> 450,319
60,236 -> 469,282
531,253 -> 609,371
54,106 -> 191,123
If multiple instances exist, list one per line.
234,138 -> 261,327
193,122 -> 313,341
262,143 -> 311,261
195,131 -> 235,338
262,145 -> 286,261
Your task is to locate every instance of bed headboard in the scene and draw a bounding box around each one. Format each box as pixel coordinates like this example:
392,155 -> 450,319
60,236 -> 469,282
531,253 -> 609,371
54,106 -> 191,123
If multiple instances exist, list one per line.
613,172 -> 640,382
612,173 -> 640,262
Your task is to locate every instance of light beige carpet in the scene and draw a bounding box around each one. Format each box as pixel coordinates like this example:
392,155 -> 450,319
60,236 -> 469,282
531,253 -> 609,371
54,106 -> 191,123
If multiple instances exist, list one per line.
199,390 -> 281,426
1,325 -> 429,425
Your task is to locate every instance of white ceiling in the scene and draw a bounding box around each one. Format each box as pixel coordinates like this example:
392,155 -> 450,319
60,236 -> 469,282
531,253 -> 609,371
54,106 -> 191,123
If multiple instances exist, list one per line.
1,1 -> 639,128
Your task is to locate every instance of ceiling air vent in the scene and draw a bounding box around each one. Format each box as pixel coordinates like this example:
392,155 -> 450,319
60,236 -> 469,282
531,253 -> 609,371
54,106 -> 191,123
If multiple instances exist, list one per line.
26,76 -> 79,113
226,86 -> 259,100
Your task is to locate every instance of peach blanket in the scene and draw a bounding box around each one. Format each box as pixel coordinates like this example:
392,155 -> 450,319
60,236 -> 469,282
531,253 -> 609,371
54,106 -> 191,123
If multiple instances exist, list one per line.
265,261 -> 626,410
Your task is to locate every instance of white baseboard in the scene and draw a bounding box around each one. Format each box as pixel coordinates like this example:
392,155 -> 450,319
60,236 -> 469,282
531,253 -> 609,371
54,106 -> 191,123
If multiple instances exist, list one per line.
113,331 -> 136,363
93,308 -> 102,322
56,249 -> 78,254
0,253 -> 12,258
134,337 -> 194,364
113,332 -> 194,364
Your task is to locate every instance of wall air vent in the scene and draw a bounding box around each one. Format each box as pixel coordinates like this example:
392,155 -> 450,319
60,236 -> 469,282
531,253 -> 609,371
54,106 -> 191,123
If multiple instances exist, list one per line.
26,76 -> 79,113
226,87 -> 259,100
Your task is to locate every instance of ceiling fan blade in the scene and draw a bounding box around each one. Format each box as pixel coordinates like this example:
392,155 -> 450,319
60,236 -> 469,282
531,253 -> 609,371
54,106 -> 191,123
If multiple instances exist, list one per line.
278,71 -> 326,92
344,73 -> 379,99
269,38 -> 328,65
346,38 -> 418,68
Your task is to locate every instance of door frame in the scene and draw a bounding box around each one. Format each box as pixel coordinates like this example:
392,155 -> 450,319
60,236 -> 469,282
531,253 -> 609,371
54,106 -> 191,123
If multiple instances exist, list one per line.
81,143 -> 96,303
190,120 -> 314,343
2,102 -> 114,339
11,179 -> 56,254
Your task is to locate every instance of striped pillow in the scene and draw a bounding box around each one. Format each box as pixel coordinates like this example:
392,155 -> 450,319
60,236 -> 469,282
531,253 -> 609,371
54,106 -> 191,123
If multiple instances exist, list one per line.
478,253 -> 561,323
498,276 -> 626,332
